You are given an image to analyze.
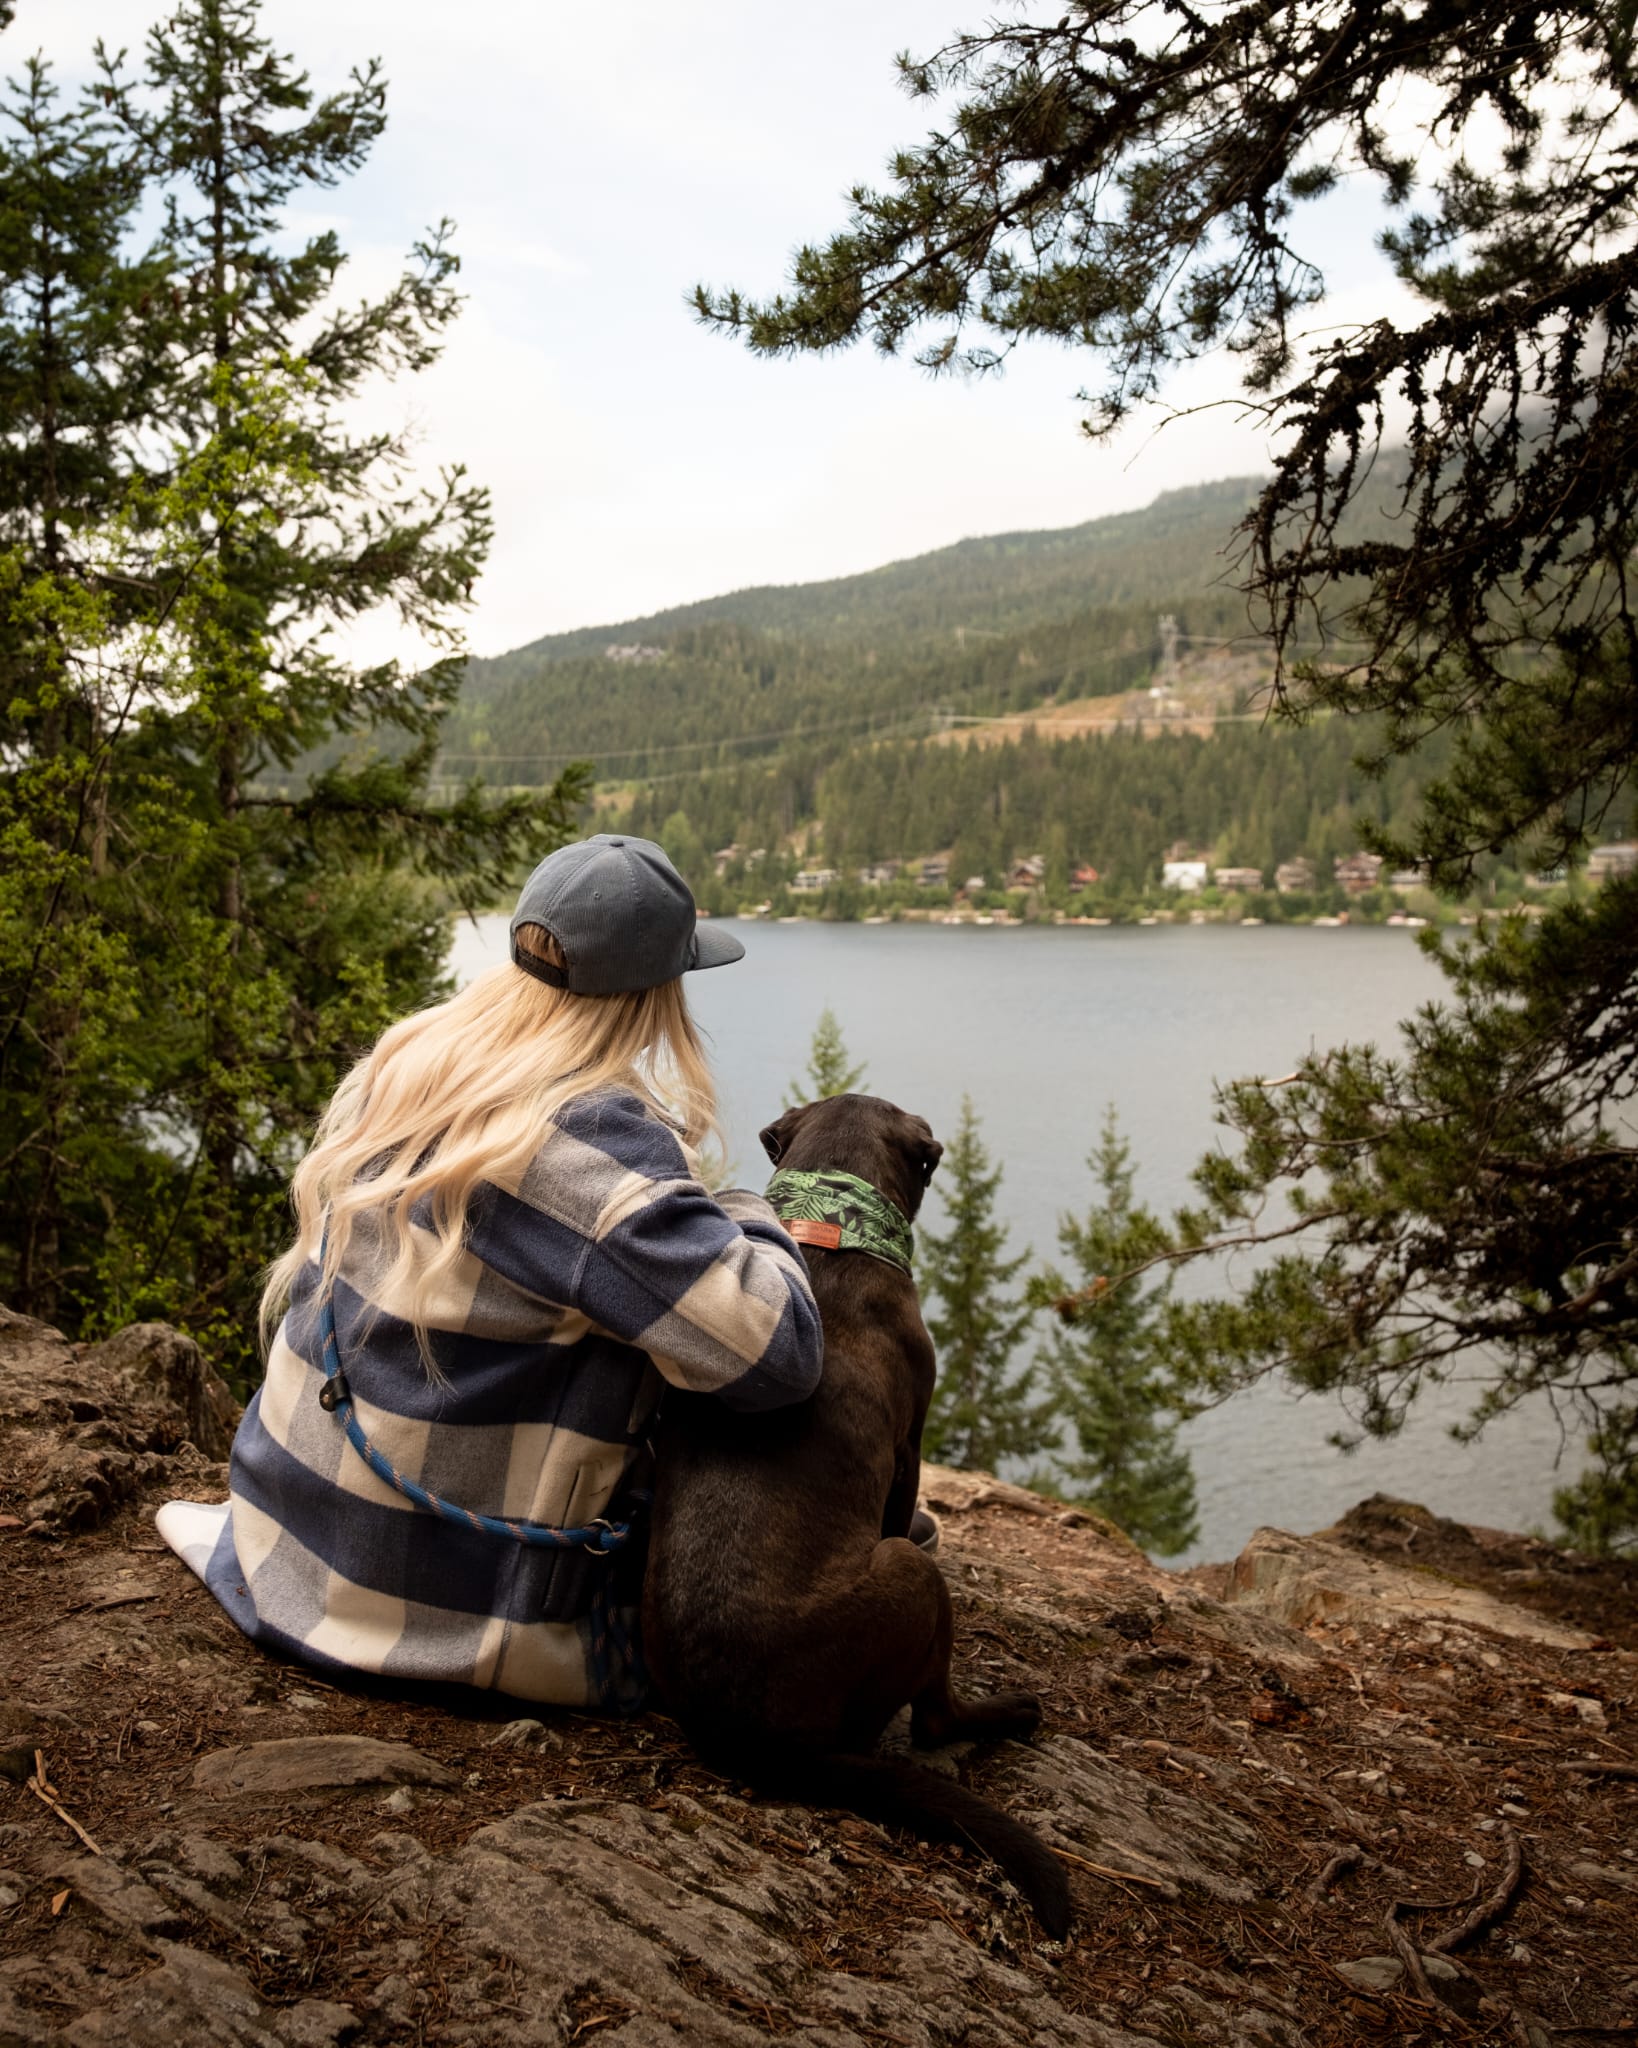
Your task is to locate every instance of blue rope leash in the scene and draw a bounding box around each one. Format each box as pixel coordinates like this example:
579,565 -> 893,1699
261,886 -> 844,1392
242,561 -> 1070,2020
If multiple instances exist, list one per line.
313,1231 -> 648,1710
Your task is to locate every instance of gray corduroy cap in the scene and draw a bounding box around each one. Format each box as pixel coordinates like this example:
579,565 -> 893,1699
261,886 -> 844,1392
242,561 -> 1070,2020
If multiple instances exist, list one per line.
509,833 -> 745,995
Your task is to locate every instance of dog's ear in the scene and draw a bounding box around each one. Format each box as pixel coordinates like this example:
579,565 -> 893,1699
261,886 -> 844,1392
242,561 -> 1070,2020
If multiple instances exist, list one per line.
909,1115 -> 944,1187
760,1103 -> 811,1167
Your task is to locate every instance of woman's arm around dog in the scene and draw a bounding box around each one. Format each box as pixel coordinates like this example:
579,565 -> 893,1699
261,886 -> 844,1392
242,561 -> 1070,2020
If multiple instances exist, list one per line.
467,1087 -> 824,1411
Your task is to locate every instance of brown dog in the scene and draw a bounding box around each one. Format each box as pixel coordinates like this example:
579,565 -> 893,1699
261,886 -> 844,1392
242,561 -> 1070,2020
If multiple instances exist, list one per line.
641,1092 -> 1070,1939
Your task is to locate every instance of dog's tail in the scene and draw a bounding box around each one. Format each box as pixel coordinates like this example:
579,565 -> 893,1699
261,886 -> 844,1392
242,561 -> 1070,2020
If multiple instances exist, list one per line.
729,1745 -> 1071,1939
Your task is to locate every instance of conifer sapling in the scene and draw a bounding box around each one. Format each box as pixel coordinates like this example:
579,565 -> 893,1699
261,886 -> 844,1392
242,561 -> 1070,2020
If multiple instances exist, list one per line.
785,1005 -> 866,1106
1033,1108 -> 1198,1558
919,1097 -> 1058,1474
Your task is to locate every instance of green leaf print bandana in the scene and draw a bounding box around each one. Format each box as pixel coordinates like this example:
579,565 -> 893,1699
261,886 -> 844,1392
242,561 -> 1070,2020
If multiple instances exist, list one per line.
765,1167 -> 914,1276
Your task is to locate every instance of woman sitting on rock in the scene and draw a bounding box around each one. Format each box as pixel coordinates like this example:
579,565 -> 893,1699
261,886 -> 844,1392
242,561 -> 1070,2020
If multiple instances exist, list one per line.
157,835 -> 824,1711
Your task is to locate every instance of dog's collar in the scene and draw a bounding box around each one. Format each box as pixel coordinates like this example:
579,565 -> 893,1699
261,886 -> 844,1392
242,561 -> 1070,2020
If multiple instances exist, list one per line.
765,1167 -> 914,1276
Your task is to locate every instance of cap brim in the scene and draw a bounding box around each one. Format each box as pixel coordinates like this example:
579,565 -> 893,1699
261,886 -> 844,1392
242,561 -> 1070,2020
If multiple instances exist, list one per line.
688,919 -> 746,972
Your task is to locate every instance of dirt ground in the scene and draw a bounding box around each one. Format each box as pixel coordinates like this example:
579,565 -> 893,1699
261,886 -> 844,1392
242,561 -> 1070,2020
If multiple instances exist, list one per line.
3,1459 -> 1636,2047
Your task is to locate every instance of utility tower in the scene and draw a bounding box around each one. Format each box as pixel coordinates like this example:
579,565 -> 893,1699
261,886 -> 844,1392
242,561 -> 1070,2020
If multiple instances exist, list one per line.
1157,613 -> 1180,686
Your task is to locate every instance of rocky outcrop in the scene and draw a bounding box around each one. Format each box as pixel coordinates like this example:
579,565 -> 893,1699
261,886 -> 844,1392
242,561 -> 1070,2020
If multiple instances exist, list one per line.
1,1314 -> 1635,2046
0,1305 -> 238,1536
191,1736 -> 461,1798
1221,1523 -> 1605,1651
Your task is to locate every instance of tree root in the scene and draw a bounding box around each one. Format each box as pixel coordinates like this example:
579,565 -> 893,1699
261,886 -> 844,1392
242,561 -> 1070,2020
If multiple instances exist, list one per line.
1307,1844 -> 1365,1899
1383,1901 -> 1442,2007
1429,1823 -> 1524,1953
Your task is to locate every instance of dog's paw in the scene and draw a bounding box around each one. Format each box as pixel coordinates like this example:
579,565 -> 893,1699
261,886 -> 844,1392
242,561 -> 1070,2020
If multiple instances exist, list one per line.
984,1689 -> 1043,1742
939,1689 -> 1042,1744
914,1686 -> 1046,1748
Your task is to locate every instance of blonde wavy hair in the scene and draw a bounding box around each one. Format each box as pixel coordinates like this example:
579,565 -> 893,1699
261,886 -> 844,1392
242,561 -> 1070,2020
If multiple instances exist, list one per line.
259,925 -> 720,1364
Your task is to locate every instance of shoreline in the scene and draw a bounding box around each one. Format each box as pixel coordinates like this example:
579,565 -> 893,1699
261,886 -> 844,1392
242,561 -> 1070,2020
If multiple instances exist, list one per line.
710,907 -> 1464,931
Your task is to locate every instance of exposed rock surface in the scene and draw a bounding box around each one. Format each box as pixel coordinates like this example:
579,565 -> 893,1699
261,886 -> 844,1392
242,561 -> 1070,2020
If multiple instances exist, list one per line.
1319,1491 -> 1638,1646
1222,1523 -> 1605,1650
192,1736 -> 461,1798
0,1305 -> 238,1536
2,1313 -> 1635,2047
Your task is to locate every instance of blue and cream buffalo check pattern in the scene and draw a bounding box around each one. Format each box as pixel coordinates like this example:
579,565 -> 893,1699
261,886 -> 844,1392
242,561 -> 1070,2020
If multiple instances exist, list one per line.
157,1087 -> 822,1708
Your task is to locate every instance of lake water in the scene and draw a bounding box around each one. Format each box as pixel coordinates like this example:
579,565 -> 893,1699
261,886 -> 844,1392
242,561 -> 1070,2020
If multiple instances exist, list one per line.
448,915 -> 1583,1565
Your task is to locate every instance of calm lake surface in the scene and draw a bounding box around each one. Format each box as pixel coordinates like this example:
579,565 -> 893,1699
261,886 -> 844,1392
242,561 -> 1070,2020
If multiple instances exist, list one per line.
449,916 -> 1581,1565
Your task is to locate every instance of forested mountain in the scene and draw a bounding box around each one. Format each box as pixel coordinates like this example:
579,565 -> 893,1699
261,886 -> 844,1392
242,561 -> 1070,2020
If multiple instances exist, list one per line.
445,477 -> 1263,780
445,469 -> 1436,912
485,474 -> 1256,659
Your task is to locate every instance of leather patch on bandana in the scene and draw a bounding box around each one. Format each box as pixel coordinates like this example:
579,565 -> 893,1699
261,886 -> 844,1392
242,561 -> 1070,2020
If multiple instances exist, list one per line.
786,1218 -> 844,1251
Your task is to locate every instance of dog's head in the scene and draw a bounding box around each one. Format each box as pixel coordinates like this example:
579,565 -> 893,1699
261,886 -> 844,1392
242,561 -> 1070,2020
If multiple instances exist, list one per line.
759,1093 -> 943,1224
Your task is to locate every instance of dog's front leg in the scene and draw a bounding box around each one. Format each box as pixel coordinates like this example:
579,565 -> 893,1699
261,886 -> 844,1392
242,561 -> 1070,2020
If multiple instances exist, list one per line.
885,1323 -> 937,1542
882,1445 -> 920,1541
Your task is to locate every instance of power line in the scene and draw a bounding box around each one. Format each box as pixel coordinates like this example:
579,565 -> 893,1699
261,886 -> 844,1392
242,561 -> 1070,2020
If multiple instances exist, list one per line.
438,630 -> 1190,775
436,634 -> 1378,776
436,702 -> 943,773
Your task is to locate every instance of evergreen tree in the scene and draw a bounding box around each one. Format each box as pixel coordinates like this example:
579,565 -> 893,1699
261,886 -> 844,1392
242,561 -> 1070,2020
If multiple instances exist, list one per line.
1552,1411 -> 1638,1560
0,56 -> 154,574
1033,1110 -> 1198,1557
0,8 -> 586,1373
659,808 -> 707,886
0,53 -> 166,1323
919,1097 -> 1058,1473
122,0 -> 505,1319
784,1005 -> 866,1105
701,0 -> 1638,1535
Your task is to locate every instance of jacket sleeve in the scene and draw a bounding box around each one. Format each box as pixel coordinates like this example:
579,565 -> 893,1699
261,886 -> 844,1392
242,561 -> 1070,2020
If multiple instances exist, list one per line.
469,1089 -> 824,1412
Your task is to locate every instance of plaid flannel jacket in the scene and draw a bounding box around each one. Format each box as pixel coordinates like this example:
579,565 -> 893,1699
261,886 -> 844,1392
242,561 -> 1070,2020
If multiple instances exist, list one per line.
157,1087 -> 822,1709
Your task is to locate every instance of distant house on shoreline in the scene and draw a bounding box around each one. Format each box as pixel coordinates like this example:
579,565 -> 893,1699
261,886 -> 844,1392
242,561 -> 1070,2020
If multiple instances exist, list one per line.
1162,859 -> 1209,892
1589,842 -> 1638,880
1334,851 -> 1385,896
792,867 -> 839,894
1213,865 -> 1263,891
1275,857 -> 1316,894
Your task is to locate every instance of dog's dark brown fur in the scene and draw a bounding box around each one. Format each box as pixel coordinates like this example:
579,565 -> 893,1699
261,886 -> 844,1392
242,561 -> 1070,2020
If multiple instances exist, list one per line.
642,1093 -> 1071,1939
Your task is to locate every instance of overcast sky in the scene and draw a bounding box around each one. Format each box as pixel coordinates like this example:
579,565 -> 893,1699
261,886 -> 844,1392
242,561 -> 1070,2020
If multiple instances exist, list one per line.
24,0 -> 1416,658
